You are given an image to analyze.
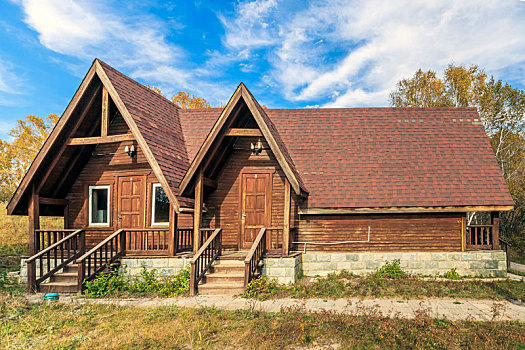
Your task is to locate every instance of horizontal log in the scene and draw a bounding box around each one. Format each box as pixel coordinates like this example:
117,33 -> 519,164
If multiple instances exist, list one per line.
67,133 -> 135,146
224,128 -> 262,137
39,197 -> 68,206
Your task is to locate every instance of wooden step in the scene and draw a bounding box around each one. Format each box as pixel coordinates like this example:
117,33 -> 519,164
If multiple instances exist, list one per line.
204,272 -> 244,283
62,264 -> 78,273
198,282 -> 245,296
50,272 -> 77,283
40,281 -> 78,294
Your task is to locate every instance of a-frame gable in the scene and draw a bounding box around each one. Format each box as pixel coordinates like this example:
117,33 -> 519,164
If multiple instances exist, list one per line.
94,60 -> 181,210
8,59 -> 181,215
178,83 -> 307,197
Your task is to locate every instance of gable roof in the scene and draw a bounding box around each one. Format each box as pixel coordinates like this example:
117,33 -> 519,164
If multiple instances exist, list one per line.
177,83 -> 308,196
177,107 -> 514,209
9,60 -> 514,215
8,59 -> 187,214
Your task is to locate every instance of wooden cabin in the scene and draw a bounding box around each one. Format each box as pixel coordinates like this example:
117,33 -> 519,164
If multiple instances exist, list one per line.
8,59 -> 514,294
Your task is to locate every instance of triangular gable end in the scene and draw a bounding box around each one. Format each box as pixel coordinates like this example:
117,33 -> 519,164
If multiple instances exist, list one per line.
94,60 -> 181,211
178,83 -> 308,197
7,59 -> 181,215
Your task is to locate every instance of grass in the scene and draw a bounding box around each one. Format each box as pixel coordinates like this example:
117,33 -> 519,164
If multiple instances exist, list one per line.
1,293 -> 524,349
0,201 -> 62,273
246,271 -> 525,302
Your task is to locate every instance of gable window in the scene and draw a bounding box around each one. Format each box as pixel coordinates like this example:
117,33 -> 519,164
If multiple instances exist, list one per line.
89,185 -> 110,226
151,183 -> 169,226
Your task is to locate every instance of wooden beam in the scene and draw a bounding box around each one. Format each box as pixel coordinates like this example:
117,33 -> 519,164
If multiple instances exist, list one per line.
491,211 -> 500,250
67,133 -> 134,146
7,63 -> 98,216
168,205 -> 178,256
203,177 -> 217,189
178,88 -> 243,194
64,204 -> 69,229
101,87 -> 109,136
282,178 -> 291,256
461,215 -> 466,252
193,167 -> 204,254
37,85 -> 101,193
224,128 -> 262,137
39,197 -> 68,206
95,60 -> 181,211
28,184 -> 40,255
299,206 -> 515,215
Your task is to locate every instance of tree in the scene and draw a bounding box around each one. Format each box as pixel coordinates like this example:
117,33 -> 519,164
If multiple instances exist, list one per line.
390,64 -> 525,238
147,86 -> 211,109
0,114 -> 59,201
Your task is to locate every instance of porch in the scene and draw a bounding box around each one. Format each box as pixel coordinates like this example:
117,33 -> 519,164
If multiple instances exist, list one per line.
25,226 -> 287,295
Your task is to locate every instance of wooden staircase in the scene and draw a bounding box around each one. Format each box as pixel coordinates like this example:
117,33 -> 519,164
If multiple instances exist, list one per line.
39,263 -> 78,294
198,257 -> 245,295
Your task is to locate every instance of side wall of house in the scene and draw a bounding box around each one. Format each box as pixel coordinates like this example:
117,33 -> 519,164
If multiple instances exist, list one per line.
66,114 -> 168,248
204,137 -> 286,250
295,213 -> 463,252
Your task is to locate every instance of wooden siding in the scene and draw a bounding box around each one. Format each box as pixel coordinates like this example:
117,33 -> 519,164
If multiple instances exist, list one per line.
66,113 -> 164,248
295,213 -> 463,252
204,137 -> 286,251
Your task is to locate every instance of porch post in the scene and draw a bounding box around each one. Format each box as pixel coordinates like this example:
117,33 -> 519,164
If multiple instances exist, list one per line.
491,211 -> 500,250
27,184 -> 39,292
282,178 -> 291,256
168,205 -> 178,256
193,167 -> 204,254
461,215 -> 466,252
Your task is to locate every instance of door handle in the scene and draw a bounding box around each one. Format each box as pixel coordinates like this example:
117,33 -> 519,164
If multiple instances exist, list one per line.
241,214 -> 246,219
117,215 -> 122,221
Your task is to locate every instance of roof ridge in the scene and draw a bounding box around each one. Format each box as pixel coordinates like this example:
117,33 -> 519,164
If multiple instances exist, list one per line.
95,58 -> 181,109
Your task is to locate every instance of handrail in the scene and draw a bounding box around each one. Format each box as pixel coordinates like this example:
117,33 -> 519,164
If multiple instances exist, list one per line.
26,229 -> 85,292
27,230 -> 83,263
77,229 -> 123,262
499,238 -> 512,269
77,229 -> 125,292
189,228 -> 222,295
244,227 -> 267,287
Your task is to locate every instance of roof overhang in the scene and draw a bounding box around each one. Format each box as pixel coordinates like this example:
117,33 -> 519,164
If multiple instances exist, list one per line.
299,205 -> 515,215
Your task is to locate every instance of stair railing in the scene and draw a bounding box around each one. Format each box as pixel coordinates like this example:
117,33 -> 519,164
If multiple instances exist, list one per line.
499,238 -> 512,269
76,229 -> 126,292
26,229 -> 85,292
244,227 -> 268,287
189,228 -> 222,295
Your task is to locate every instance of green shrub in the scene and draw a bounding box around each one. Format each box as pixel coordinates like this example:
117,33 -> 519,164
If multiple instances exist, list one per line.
0,269 -> 8,290
84,265 -> 190,298
443,268 -> 461,280
375,259 -> 406,279
244,275 -> 276,298
84,266 -> 127,297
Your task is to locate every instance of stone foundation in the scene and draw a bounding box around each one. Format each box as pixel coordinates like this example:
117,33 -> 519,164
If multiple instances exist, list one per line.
262,255 -> 302,284
120,257 -> 191,277
301,251 -> 507,278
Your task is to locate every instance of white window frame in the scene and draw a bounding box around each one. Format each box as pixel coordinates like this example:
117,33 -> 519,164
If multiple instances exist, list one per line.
88,185 -> 111,227
151,183 -> 169,226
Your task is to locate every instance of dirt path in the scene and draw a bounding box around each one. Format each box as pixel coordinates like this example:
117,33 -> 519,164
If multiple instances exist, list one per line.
26,294 -> 525,322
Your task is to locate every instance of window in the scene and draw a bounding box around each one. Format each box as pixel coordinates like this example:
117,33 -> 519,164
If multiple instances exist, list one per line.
89,185 -> 110,226
151,183 -> 169,226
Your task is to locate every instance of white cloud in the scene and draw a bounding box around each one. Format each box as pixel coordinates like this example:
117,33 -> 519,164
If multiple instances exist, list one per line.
221,0 -> 525,107
15,0 -> 232,103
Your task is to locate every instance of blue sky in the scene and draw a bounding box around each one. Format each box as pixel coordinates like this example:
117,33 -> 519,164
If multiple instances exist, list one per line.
1,0 -> 525,139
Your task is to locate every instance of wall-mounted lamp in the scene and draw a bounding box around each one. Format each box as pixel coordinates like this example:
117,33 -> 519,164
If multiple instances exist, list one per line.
124,144 -> 136,157
250,139 -> 263,155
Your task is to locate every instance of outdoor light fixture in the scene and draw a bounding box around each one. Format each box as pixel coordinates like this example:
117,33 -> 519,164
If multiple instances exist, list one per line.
251,139 -> 263,155
124,144 -> 136,157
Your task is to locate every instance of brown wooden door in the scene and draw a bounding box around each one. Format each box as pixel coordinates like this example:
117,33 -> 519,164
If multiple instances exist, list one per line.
240,172 -> 271,249
117,176 -> 145,229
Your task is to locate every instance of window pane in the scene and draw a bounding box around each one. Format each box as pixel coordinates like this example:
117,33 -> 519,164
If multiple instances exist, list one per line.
91,188 -> 108,224
154,186 -> 169,223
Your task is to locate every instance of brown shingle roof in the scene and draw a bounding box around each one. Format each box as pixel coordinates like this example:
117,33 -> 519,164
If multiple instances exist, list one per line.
100,61 -> 514,209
